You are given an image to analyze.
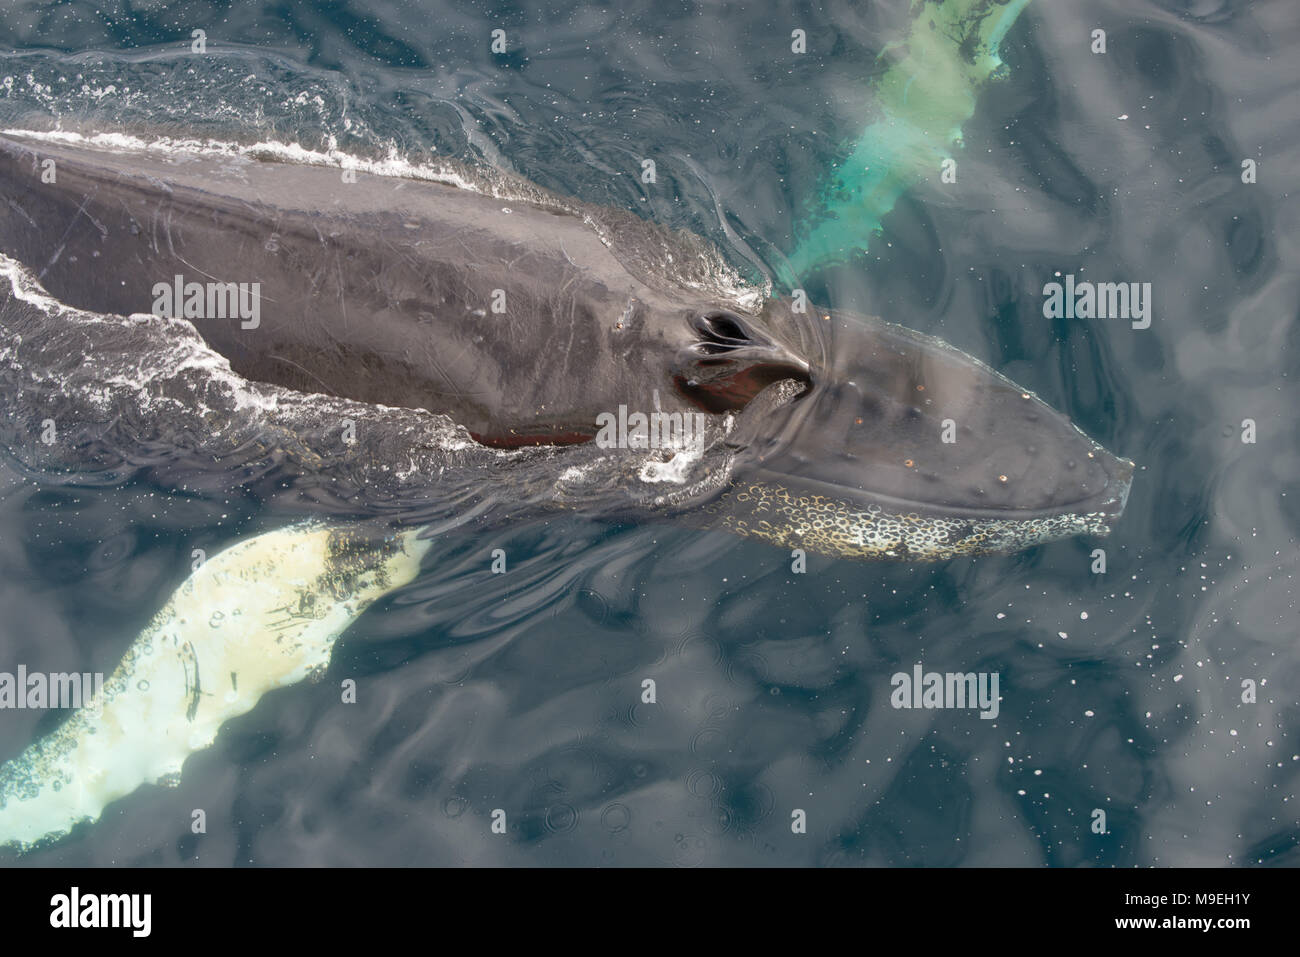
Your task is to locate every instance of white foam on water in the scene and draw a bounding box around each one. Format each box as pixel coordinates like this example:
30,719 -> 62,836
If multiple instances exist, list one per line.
638,446 -> 707,485
1,127 -> 485,193
0,253 -> 493,457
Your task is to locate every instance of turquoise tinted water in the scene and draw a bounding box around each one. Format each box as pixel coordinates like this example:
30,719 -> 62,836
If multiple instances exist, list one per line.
0,0 -> 1296,865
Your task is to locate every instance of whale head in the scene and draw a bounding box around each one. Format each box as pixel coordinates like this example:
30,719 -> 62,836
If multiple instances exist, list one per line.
650,296 -> 1134,560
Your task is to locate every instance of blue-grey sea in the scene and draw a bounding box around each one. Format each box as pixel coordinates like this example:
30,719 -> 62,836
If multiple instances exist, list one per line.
0,0 -> 1296,866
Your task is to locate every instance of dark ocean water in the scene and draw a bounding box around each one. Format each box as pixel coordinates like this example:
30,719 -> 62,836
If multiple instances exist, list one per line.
0,0 -> 1297,866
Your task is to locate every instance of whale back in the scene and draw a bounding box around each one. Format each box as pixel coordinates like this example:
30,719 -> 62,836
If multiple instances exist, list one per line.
0,134 -> 722,447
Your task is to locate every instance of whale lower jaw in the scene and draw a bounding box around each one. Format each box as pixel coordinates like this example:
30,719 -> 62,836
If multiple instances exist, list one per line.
701,479 -> 1128,562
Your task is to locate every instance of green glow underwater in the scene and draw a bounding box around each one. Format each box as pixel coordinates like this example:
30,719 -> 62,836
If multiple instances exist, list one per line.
783,0 -> 1035,286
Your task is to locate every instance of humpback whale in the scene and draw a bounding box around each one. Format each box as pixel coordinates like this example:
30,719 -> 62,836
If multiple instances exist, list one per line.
0,130 -> 1133,849
0,132 -> 1132,559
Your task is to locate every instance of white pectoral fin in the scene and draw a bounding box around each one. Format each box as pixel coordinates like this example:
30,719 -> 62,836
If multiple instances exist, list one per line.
0,522 -> 430,851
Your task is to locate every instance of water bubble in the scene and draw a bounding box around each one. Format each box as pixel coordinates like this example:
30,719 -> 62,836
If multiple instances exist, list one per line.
545,804 -> 578,833
601,803 -> 631,833
686,768 -> 722,799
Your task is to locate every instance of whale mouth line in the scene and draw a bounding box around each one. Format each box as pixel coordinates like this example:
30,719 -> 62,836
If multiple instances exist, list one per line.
750,466 -> 1133,524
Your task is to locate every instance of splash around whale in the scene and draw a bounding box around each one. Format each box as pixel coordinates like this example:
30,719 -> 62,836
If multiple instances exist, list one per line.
0,129 -> 1133,850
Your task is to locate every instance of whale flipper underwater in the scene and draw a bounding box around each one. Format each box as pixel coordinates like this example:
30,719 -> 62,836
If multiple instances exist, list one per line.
0,131 -> 1133,849
0,523 -> 431,849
